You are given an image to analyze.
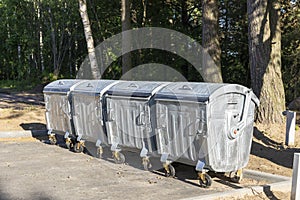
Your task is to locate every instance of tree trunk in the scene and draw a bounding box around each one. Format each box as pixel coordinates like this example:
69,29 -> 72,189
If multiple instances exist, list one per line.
121,0 -> 132,77
48,8 -> 58,75
247,0 -> 285,124
181,0 -> 189,80
79,0 -> 100,79
142,0 -> 147,26
202,0 -> 223,83
34,0 -> 44,72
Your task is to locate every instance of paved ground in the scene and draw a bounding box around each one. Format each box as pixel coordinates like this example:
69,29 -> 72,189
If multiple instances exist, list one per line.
0,89 -> 295,199
0,136 -> 290,200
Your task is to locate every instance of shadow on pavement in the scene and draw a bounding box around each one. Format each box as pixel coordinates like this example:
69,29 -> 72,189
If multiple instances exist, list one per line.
0,91 -> 44,109
20,123 -> 47,131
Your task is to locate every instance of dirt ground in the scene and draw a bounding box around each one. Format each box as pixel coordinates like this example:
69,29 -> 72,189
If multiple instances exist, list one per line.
0,90 -> 46,131
0,89 -> 298,199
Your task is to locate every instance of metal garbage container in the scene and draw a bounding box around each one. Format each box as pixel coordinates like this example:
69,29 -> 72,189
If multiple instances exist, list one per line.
153,82 -> 259,187
104,81 -> 167,167
71,80 -> 118,154
43,79 -> 84,147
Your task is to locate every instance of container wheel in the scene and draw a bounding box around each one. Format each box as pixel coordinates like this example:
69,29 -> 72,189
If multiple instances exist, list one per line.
49,134 -> 57,145
65,138 -> 73,150
164,164 -> 176,178
66,141 -> 73,150
231,175 -> 242,183
66,142 -> 71,150
113,152 -> 125,164
198,173 -> 212,188
142,157 -> 152,171
230,169 -> 243,183
73,142 -> 84,153
96,147 -> 103,159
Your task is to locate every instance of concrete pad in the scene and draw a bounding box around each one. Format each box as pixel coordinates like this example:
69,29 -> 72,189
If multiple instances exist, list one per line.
0,130 -> 47,138
183,170 -> 291,200
0,131 -> 292,200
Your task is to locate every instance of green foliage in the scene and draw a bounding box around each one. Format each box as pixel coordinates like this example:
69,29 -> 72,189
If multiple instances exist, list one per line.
0,79 -> 39,91
281,0 -> 300,103
0,0 -> 298,103
219,0 -> 249,86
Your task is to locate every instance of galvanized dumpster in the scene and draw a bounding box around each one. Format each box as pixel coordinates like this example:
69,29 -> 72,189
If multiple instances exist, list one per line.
153,82 -> 259,187
104,81 -> 167,166
43,79 -> 84,147
71,80 -> 118,154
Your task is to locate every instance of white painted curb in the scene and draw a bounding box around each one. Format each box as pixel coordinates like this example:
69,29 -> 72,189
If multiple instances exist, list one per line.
0,130 -> 47,138
181,169 -> 291,200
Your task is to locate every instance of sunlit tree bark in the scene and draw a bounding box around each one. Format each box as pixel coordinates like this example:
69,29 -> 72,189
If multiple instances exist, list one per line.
248,0 -> 285,123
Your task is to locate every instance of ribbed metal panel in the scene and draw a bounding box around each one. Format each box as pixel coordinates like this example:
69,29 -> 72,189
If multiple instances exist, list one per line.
106,97 -> 152,150
44,94 -> 71,133
43,79 -> 83,136
105,81 -> 166,154
71,80 -> 117,144
155,101 -> 206,162
72,94 -> 107,143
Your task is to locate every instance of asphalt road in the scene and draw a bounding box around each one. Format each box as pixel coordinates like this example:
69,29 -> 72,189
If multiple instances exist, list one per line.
0,137 -> 288,200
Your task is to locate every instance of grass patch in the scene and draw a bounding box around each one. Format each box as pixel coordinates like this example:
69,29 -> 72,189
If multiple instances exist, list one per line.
0,79 -> 40,92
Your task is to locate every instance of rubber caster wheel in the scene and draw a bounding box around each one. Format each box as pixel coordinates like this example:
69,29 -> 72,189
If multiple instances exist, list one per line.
65,138 -> 73,150
66,142 -> 72,150
142,158 -> 152,171
199,173 -> 212,188
230,170 -> 243,183
96,147 -> 103,159
113,152 -> 125,164
49,135 -> 57,145
73,143 -> 84,153
231,175 -> 242,183
164,164 -> 176,178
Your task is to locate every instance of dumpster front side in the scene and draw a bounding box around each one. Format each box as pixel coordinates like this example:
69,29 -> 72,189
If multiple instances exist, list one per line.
153,82 -> 259,173
104,81 -> 167,160
43,79 -> 83,137
204,84 -> 259,172
71,80 -> 117,147
153,82 -> 224,165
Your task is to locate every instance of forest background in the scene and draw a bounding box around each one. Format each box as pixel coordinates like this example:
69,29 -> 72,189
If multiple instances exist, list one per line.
0,0 -> 299,125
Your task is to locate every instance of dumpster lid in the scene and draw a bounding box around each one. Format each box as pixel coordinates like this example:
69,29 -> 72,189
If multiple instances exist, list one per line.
210,84 -> 260,106
72,80 -> 117,95
154,82 -> 224,102
155,82 -> 259,105
43,79 -> 83,94
106,81 -> 166,98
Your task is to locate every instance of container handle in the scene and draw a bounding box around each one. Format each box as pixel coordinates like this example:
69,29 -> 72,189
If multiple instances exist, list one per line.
184,118 -> 206,137
95,105 -> 104,125
136,111 -> 145,126
45,96 -> 51,111
86,83 -> 93,88
62,102 -> 71,119
128,83 -> 138,88
228,90 -> 252,139
73,104 -> 80,116
181,85 -> 192,90
107,109 -> 115,121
